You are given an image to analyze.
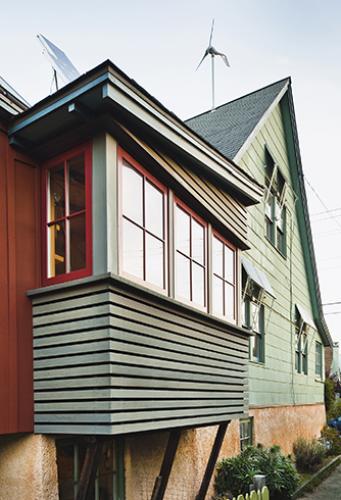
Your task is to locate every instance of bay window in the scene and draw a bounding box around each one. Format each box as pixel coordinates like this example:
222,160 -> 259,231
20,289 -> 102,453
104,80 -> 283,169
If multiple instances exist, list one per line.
43,144 -> 92,284
212,234 -> 236,322
120,152 -> 167,291
175,202 -> 206,308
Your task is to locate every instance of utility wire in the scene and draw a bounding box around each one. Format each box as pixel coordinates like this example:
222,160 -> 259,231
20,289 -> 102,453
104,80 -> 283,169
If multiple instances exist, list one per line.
323,301 -> 341,307
311,207 -> 341,217
304,175 -> 341,232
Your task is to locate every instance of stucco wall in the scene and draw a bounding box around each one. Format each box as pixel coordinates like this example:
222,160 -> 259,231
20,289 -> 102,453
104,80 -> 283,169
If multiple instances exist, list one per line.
124,420 -> 240,500
0,434 -> 58,500
250,402 -> 326,455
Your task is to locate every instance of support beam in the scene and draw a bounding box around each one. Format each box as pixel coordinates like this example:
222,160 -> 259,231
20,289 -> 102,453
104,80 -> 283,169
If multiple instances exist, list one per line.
76,437 -> 104,500
195,421 -> 229,500
150,429 -> 182,500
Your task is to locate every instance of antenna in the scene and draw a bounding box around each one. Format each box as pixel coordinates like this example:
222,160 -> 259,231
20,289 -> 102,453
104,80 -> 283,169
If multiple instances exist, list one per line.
196,19 -> 230,110
37,34 -> 80,93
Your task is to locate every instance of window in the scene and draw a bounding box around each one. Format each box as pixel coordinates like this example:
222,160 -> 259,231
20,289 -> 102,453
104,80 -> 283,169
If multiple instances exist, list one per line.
240,418 -> 253,450
264,148 -> 287,256
243,294 -> 265,363
212,234 -> 237,322
175,201 -> 206,308
56,438 -> 124,499
120,151 -> 167,291
43,144 -> 92,284
295,325 -> 308,375
315,341 -> 323,379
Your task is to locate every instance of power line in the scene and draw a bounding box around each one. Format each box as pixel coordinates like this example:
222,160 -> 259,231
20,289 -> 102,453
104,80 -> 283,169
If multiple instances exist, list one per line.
323,301 -> 341,307
325,311 -> 341,316
304,176 -> 341,232
311,207 -> 341,217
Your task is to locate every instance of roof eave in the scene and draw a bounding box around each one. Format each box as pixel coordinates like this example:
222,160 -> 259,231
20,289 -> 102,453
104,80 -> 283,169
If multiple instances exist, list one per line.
9,60 -> 263,206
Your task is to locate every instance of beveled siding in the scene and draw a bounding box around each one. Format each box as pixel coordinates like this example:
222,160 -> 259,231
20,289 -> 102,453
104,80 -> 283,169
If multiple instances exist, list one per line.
31,276 -> 249,435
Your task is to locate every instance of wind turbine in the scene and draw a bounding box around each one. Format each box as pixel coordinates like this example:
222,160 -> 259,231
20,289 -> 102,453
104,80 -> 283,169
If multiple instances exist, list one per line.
196,19 -> 230,110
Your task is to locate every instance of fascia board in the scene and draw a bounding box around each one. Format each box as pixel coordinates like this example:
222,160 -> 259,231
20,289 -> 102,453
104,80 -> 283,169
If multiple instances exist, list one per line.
103,77 -> 263,205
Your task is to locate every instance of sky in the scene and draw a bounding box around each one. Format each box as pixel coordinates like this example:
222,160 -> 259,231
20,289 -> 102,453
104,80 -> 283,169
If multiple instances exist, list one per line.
1,0 -> 341,341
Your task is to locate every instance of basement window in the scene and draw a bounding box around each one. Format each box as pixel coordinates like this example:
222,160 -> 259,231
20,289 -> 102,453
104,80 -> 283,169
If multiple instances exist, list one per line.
240,418 -> 253,451
56,438 -> 124,500
43,144 -> 92,285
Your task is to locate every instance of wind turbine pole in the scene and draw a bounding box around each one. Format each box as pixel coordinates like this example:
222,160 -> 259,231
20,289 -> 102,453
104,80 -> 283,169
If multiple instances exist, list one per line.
211,54 -> 215,110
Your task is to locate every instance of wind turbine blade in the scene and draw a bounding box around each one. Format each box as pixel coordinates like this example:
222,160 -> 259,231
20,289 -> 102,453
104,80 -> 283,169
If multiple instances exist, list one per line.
196,52 -> 208,71
208,18 -> 215,46
216,51 -> 230,67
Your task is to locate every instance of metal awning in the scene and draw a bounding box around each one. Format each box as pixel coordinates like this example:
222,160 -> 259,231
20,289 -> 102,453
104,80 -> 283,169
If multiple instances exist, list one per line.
296,304 -> 316,329
241,257 -> 275,298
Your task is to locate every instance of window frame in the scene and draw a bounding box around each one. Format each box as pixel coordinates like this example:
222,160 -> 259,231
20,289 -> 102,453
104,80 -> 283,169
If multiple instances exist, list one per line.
212,231 -> 238,323
243,294 -> 265,363
315,341 -> 323,379
174,197 -> 208,311
118,147 -> 168,294
240,417 -> 253,451
295,323 -> 308,375
42,143 -> 93,286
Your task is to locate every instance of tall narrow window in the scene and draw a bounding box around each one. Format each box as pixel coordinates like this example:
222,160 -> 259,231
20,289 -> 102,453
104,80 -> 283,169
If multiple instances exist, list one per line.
315,341 -> 323,379
175,202 -> 206,308
295,329 -> 308,374
212,234 -> 236,322
120,152 -> 167,291
43,145 -> 92,284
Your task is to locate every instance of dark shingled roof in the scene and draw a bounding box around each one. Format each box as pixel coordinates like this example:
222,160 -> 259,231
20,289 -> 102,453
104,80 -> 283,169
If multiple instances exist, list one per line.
185,78 -> 290,159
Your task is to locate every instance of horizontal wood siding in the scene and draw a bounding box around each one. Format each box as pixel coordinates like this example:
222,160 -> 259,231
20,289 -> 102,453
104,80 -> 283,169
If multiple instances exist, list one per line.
32,277 -> 249,435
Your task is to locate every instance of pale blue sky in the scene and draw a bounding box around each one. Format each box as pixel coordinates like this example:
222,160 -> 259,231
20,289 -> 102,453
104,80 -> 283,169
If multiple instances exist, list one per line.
2,0 -> 341,340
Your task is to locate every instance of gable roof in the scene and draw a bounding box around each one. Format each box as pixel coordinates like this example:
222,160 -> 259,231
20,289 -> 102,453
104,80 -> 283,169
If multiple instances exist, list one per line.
0,75 -> 29,118
187,78 -> 332,347
185,78 -> 289,160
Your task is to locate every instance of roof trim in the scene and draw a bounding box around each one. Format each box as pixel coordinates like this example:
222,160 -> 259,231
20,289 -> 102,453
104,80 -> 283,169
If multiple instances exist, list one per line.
233,79 -> 290,162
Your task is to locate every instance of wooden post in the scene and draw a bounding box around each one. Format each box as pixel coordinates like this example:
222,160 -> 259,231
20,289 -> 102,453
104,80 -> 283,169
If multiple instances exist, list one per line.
195,422 -> 229,500
150,429 -> 181,500
76,437 -> 104,500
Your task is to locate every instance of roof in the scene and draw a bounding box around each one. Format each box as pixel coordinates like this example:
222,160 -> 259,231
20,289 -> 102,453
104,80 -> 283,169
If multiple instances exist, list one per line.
0,76 -> 30,108
185,78 -> 290,159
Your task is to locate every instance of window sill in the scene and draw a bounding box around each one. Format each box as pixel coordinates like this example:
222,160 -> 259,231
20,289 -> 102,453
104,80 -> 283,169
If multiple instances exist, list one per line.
249,360 -> 265,366
265,234 -> 287,260
315,378 -> 324,384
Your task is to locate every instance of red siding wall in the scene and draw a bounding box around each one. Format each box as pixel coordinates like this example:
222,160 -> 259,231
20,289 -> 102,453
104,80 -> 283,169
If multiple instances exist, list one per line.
0,121 -> 40,434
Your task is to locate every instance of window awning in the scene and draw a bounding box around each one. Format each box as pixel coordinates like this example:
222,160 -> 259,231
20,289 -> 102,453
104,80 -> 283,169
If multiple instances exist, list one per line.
296,304 -> 316,330
241,257 -> 275,298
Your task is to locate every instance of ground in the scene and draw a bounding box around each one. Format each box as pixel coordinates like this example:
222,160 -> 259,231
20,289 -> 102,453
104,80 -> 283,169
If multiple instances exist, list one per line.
302,463 -> 341,499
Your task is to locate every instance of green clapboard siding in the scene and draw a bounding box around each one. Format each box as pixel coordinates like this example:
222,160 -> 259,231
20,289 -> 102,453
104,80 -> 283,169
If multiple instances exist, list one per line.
238,102 -> 324,407
31,275 -> 249,435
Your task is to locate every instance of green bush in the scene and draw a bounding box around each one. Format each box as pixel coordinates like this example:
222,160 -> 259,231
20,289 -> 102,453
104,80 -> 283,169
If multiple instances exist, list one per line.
293,437 -> 325,472
215,445 -> 300,500
325,378 -> 335,415
327,399 -> 341,420
320,425 -> 341,456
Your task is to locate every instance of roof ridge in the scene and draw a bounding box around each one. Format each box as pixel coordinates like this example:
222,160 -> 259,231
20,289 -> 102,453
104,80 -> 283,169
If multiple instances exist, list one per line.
185,76 -> 291,122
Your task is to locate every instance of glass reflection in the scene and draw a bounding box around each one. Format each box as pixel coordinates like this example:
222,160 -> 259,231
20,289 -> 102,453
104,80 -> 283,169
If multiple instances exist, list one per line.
146,234 -> 164,288
192,263 -> 205,306
122,219 -> 144,279
48,222 -> 65,277
175,253 -> 190,300
175,206 -> 190,255
212,276 -> 224,315
213,236 -> 223,276
145,181 -> 164,238
68,155 -> 85,214
70,214 -> 86,271
48,164 -> 64,221
122,162 -> 143,225
192,219 -> 204,264
225,283 -> 235,321
224,245 -> 234,283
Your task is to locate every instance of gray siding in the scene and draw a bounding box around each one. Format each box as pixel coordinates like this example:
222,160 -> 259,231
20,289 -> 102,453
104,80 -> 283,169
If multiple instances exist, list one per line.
32,276 -> 249,435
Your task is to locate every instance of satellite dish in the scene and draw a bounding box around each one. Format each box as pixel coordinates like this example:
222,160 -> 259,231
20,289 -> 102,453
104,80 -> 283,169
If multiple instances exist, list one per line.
37,34 -> 80,91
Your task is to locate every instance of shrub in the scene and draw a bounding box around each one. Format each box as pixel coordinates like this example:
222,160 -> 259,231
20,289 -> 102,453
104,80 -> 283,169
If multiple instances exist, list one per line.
327,398 -> 341,420
320,425 -> 341,456
215,445 -> 300,500
293,437 -> 325,472
325,378 -> 335,415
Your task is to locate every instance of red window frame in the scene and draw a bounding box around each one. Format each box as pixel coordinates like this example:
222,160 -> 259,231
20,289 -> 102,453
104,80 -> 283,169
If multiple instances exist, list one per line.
174,197 -> 208,310
42,143 -> 92,286
118,147 -> 168,293
212,231 -> 237,322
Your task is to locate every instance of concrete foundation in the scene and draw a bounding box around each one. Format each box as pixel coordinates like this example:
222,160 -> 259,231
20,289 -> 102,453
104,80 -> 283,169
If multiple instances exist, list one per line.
0,434 -> 58,500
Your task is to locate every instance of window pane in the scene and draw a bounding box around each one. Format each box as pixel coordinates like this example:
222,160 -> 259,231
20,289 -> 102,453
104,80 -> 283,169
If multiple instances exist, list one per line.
225,283 -> 235,321
122,219 -> 144,279
213,236 -> 223,276
70,214 -> 86,272
212,276 -> 224,315
48,164 -> 64,221
146,234 -> 164,288
224,245 -> 235,283
192,263 -> 205,307
122,162 -> 143,225
68,155 -> 85,214
48,222 -> 65,277
175,252 -> 190,300
145,180 -> 164,238
175,206 -> 190,255
192,219 -> 205,264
